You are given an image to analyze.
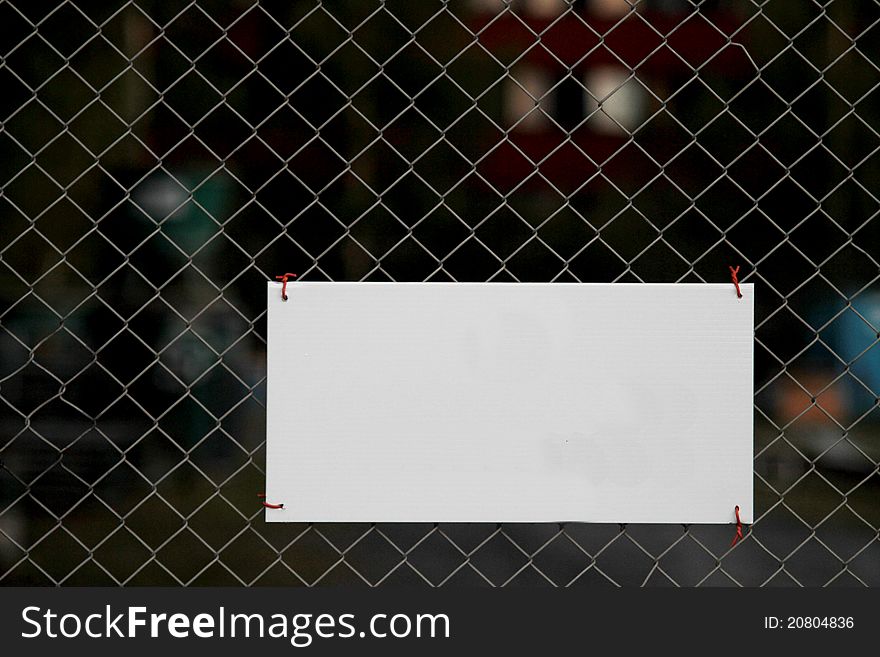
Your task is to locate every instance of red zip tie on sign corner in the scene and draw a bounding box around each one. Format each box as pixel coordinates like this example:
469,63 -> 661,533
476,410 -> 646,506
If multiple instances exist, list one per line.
275,273 -> 297,301
729,265 -> 743,299
258,493 -> 284,510
730,505 -> 744,547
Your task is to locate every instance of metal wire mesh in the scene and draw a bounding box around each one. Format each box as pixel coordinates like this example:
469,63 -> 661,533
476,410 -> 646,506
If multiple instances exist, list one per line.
1,0 -> 879,586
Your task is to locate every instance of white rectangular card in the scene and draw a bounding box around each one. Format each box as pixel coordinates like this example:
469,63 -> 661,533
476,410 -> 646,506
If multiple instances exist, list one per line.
265,282 -> 753,523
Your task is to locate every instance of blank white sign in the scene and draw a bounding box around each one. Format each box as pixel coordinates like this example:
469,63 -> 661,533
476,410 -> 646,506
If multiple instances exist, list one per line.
266,282 -> 753,524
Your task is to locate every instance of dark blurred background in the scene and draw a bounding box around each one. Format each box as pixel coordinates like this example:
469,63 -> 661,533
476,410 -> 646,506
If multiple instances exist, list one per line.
1,0 -> 879,586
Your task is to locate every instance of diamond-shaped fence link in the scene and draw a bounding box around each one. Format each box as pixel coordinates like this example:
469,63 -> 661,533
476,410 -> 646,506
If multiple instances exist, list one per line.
1,0 -> 879,587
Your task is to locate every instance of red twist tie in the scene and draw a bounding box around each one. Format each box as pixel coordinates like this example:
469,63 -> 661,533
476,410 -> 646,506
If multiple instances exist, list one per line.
258,493 -> 284,510
730,505 -> 744,547
729,265 -> 743,299
275,273 -> 297,301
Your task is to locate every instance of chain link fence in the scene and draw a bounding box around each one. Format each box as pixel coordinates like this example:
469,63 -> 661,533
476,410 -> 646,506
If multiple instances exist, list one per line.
1,0 -> 879,586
